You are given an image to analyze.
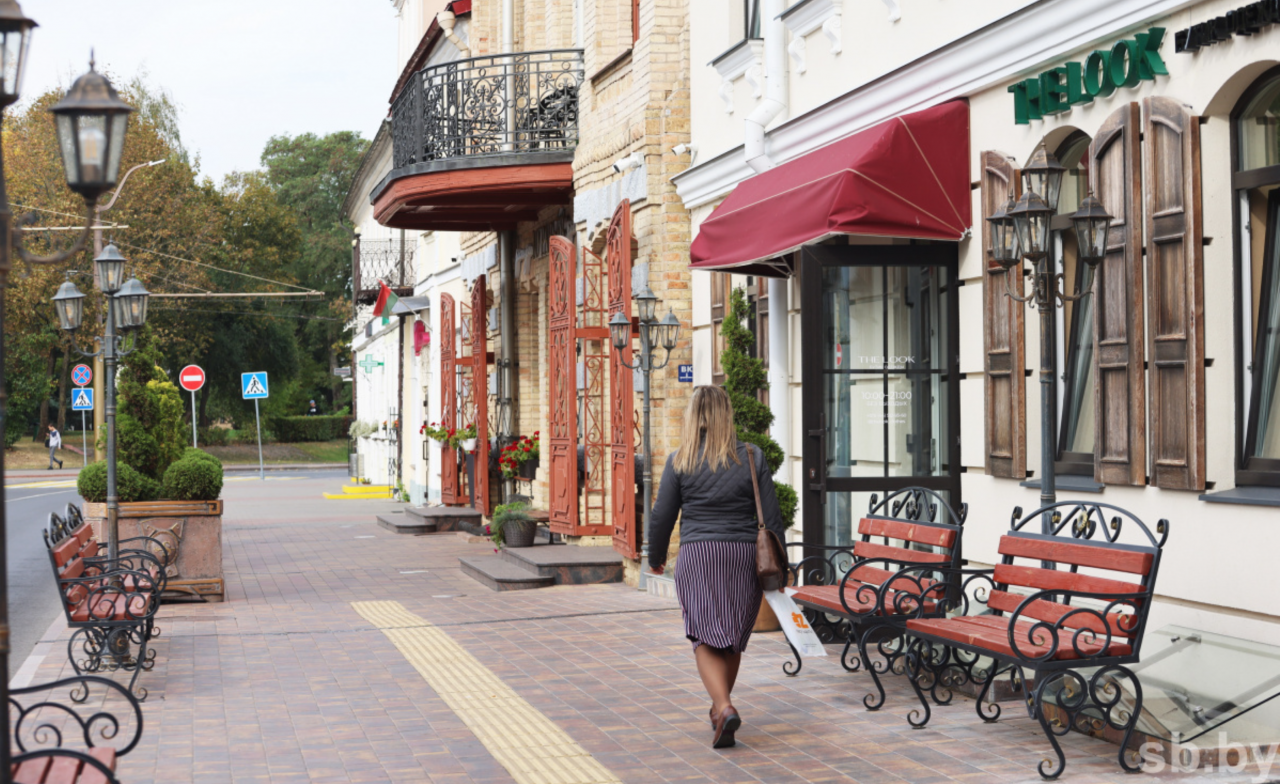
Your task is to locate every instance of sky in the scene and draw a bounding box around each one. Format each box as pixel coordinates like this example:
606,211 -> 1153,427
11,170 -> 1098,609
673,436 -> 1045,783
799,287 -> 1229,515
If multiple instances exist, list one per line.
18,0 -> 399,184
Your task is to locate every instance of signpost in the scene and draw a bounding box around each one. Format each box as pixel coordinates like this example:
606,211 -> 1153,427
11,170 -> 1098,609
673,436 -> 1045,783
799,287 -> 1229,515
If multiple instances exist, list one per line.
179,365 -> 206,448
72,364 -> 92,466
241,372 -> 269,480
71,387 -> 93,467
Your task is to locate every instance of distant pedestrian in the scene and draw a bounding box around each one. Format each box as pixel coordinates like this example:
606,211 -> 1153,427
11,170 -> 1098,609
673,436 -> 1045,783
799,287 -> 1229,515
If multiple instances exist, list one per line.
45,424 -> 63,469
648,385 -> 786,749
306,400 -> 319,416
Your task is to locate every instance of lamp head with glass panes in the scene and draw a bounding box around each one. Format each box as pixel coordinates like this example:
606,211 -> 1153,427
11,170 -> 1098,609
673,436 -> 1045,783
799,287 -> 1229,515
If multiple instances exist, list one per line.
1008,189 -> 1055,261
1021,143 -> 1066,213
111,277 -> 149,331
635,284 -> 659,324
987,193 -> 1021,269
657,309 -> 681,351
0,1 -> 35,108
608,310 -> 631,351
49,57 -> 133,202
1069,192 -> 1114,268
93,243 -> 127,294
52,279 -> 85,331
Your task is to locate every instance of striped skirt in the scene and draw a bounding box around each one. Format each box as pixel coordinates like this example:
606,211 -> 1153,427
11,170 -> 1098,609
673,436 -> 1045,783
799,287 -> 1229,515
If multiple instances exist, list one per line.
674,540 -> 762,653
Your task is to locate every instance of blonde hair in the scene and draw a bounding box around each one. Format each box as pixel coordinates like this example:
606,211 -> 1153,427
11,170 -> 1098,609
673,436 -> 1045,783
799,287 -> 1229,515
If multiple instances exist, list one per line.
672,385 -> 741,474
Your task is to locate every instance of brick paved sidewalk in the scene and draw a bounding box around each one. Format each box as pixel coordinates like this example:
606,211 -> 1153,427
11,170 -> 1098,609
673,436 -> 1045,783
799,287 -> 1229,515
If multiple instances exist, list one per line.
15,477 -> 1264,784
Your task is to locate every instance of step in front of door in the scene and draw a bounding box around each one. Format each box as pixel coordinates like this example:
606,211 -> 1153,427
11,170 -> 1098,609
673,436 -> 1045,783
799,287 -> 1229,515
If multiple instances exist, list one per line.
459,555 -> 555,592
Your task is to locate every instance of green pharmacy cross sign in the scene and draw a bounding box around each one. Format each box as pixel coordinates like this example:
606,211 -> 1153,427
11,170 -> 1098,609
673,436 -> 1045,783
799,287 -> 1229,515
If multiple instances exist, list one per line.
1009,28 -> 1168,124
359,354 -> 385,376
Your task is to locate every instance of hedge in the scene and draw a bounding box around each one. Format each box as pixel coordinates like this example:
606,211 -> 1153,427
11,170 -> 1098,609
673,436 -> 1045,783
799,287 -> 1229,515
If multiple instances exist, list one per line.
162,456 -> 224,501
77,461 -> 162,503
183,447 -> 223,470
266,415 -> 352,442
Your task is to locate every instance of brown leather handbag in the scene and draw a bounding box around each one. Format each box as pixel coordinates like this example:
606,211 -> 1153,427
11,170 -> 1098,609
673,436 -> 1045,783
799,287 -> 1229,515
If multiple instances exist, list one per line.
747,447 -> 787,592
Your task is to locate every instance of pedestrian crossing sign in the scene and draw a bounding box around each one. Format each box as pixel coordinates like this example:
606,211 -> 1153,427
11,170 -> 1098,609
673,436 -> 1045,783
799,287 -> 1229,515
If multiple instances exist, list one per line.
241,372 -> 269,400
71,388 -> 94,411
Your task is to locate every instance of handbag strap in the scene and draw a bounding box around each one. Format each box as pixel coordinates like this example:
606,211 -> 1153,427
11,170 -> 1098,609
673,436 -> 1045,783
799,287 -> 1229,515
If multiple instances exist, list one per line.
746,446 -> 765,531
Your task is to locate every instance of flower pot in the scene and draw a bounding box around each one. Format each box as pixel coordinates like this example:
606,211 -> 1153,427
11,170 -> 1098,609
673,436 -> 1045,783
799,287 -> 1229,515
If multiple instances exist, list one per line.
461,438 -> 477,452
518,456 -> 540,480
503,518 -> 537,548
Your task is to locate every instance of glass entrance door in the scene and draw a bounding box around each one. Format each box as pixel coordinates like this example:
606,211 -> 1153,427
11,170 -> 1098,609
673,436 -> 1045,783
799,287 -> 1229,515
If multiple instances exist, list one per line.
800,245 -> 960,548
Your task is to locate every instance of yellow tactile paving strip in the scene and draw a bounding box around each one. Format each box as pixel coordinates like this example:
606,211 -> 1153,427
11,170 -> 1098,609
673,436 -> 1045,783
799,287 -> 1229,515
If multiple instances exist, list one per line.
352,600 -> 623,784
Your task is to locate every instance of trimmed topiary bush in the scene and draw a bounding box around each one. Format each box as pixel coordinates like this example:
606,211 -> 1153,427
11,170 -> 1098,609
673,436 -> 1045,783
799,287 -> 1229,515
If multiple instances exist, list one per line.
77,461 -> 162,503
162,457 -> 224,501
182,447 -> 223,470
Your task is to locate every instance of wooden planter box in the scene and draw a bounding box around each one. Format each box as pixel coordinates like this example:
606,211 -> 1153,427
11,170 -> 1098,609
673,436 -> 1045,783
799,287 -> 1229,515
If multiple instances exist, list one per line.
83,499 -> 224,602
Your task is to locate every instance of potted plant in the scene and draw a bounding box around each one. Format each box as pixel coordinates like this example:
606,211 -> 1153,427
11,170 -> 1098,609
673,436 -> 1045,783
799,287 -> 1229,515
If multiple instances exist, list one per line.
499,432 -> 540,480
456,423 -> 478,453
489,501 -> 537,549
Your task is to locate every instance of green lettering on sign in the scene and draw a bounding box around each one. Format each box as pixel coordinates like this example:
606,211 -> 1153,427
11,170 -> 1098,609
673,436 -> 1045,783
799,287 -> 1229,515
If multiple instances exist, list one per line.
1012,28 -> 1166,124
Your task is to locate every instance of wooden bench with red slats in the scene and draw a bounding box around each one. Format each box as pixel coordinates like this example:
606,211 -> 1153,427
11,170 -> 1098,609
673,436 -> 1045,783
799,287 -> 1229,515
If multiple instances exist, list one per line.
44,510 -> 165,702
899,501 -> 1169,781
9,674 -> 144,784
784,487 -> 967,713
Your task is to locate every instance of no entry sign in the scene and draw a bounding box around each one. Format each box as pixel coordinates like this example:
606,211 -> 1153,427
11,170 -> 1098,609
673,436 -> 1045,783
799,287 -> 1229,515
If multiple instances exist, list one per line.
179,365 -> 206,392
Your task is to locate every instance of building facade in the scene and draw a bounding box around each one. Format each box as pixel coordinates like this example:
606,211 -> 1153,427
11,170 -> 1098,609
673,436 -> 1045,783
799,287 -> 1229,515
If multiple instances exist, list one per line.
678,0 -> 1280,743
350,0 -> 693,576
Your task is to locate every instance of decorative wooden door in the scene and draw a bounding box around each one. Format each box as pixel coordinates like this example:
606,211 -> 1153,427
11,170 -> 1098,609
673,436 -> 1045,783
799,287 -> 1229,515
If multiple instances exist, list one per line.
440,293 -> 460,504
607,200 -> 637,558
548,238 -> 578,534
471,276 -> 491,516
580,246 -> 613,537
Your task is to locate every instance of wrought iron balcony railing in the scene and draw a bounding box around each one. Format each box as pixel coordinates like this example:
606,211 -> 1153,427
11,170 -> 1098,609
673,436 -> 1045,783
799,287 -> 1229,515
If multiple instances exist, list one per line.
354,238 -> 415,304
391,49 -> 584,171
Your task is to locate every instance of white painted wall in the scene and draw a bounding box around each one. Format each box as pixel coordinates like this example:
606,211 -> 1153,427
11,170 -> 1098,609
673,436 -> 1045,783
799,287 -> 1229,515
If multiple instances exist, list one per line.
682,0 -> 1280,646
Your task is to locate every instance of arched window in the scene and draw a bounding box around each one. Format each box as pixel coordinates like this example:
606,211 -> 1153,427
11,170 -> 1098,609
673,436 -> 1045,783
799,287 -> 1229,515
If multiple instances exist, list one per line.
1234,67 -> 1280,486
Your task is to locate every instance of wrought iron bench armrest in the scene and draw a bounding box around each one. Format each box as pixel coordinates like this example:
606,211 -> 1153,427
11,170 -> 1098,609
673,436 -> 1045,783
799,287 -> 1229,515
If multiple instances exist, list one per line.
1004,588 -> 1149,664
11,674 -> 144,761
889,564 -> 997,618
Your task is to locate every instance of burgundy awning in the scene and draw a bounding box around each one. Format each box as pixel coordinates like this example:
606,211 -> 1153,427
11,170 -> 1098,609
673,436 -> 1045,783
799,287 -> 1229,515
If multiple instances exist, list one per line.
690,100 -> 971,277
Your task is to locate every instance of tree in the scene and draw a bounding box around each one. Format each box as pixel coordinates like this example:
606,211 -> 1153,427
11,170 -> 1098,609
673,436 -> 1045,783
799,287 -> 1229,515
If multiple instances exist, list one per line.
720,287 -> 798,527
260,132 -> 369,411
114,330 -> 185,481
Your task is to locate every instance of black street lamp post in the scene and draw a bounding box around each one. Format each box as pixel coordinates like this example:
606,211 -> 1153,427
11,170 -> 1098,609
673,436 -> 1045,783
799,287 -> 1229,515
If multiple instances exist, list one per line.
989,143 -> 1112,535
53,244 -> 150,573
609,286 -> 681,587
0,3 -> 136,774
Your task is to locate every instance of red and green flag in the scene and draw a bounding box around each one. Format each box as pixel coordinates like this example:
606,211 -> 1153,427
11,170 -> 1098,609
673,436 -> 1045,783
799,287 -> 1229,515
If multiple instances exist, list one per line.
372,281 -> 399,321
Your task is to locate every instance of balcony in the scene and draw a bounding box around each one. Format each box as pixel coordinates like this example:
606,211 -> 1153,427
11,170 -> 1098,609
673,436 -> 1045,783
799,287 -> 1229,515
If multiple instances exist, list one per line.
354,238 -> 416,305
372,49 -> 584,232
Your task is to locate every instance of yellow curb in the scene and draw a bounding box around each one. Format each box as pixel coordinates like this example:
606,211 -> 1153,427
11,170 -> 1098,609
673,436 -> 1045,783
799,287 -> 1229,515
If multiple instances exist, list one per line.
322,492 -> 397,500
352,600 -> 623,784
343,484 -> 392,493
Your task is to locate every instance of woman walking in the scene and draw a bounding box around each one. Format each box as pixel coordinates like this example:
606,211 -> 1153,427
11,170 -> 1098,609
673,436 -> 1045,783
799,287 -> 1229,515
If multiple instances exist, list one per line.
648,385 -> 786,749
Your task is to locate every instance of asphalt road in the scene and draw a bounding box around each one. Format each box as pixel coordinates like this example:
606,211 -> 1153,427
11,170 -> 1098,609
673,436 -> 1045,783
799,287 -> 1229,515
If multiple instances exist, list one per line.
5,476 -> 81,679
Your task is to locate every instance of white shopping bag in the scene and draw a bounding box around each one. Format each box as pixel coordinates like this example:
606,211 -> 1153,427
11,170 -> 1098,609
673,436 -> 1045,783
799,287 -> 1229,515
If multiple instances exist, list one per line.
764,589 -> 827,657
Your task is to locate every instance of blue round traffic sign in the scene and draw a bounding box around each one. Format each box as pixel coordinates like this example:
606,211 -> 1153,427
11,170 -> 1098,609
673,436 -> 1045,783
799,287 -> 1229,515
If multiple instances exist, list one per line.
72,364 -> 92,387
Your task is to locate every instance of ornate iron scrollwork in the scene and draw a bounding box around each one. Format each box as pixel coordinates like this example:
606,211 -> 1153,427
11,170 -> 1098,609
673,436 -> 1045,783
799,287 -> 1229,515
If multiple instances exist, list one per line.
391,49 -> 585,171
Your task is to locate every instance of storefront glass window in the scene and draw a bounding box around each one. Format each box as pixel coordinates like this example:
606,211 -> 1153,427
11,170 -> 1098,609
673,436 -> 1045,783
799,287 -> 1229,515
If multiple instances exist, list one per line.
1238,78 -> 1280,172
821,265 -> 950,480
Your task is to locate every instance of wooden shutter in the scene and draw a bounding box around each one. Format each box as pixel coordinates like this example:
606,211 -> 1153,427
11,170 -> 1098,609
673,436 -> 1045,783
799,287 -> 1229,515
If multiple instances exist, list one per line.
1143,97 -> 1205,490
981,151 -> 1026,478
1089,103 -> 1146,486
